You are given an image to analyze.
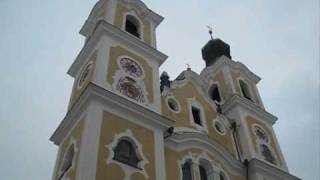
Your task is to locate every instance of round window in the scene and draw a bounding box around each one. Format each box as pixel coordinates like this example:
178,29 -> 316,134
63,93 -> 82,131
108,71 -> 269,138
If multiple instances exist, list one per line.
214,120 -> 225,135
167,98 -> 180,112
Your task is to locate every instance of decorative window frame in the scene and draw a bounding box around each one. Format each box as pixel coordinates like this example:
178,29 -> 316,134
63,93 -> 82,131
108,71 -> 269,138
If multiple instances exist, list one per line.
165,96 -> 181,113
58,137 -> 78,180
178,152 -> 197,180
178,152 -> 228,180
237,77 -> 256,103
251,124 -> 279,165
187,97 -> 208,133
105,129 -> 149,179
122,11 -> 145,41
213,116 -> 227,136
112,56 -> 149,104
77,61 -> 94,90
117,55 -> 145,80
207,80 -> 225,104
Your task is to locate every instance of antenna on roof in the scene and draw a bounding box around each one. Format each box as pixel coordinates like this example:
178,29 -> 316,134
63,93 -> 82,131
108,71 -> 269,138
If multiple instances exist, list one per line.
207,26 -> 213,40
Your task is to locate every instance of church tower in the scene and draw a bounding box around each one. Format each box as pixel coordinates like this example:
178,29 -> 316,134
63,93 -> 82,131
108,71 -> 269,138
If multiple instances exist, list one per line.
50,0 -> 301,180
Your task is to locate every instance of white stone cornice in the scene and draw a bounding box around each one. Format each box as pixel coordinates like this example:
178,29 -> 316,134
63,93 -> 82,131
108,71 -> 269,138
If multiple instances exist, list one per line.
200,56 -> 261,84
165,131 -> 245,176
50,83 -> 174,145
249,158 -> 301,180
222,95 -> 278,125
69,20 -> 168,77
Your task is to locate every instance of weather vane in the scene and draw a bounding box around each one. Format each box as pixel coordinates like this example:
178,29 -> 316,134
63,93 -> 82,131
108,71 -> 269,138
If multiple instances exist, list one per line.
207,25 -> 213,40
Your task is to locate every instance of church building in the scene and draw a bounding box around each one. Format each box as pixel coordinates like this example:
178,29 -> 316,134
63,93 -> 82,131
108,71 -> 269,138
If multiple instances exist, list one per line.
50,0 -> 301,179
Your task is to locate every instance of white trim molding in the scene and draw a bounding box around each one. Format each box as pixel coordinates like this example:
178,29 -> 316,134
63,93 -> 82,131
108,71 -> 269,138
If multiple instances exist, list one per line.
177,151 -> 231,180
165,95 -> 181,113
105,129 -> 149,180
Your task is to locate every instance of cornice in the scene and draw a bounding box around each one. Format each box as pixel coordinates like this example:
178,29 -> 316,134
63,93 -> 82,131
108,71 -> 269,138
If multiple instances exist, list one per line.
50,83 -> 174,145
200,56 -> 261,84
69,20 -> 168,77
249,158 -> 301,180
165,131 -> 245,176
222,94 -> 278,124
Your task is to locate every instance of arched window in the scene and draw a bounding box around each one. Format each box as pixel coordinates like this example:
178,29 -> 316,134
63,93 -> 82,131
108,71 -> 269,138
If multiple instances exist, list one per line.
260,144 -> 276,164
182,160 -> 193,180
209,84 -> 221,103
198,159 -> 214,180
219,171 -> 226,180
239,80 -> 253,101
199,165 -> 208,180
60,144 -> 75,176
125,15 -> 140,38
113,139 -> 140,168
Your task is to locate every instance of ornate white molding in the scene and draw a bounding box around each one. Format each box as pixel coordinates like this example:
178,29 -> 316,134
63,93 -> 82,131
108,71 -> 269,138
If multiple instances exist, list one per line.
165,95 -> 181,113
105,129 -> 149,180
165,131 -> 245,176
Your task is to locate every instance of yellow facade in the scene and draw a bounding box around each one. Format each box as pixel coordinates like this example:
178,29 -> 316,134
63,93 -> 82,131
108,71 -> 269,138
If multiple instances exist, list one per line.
161,80 -> 237,158
53,119 -> 85,180
50,0 -> 298,180
69,50 -> 98,108
96,111 -> 156,180
107,46 -> 154,103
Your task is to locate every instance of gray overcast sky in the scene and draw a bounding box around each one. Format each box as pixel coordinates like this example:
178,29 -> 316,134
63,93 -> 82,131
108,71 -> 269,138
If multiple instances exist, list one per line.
0,0 -> 319,180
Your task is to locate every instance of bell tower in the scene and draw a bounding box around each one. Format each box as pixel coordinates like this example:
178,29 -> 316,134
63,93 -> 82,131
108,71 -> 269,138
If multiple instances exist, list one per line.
200,37 -> 290,179
67,0 -> 167,113
51,1 -> 171,180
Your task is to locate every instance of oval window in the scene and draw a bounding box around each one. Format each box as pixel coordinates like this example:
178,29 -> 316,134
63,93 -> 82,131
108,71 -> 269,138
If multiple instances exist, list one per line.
214,120 -> 226,135
167,98 -> 180,112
